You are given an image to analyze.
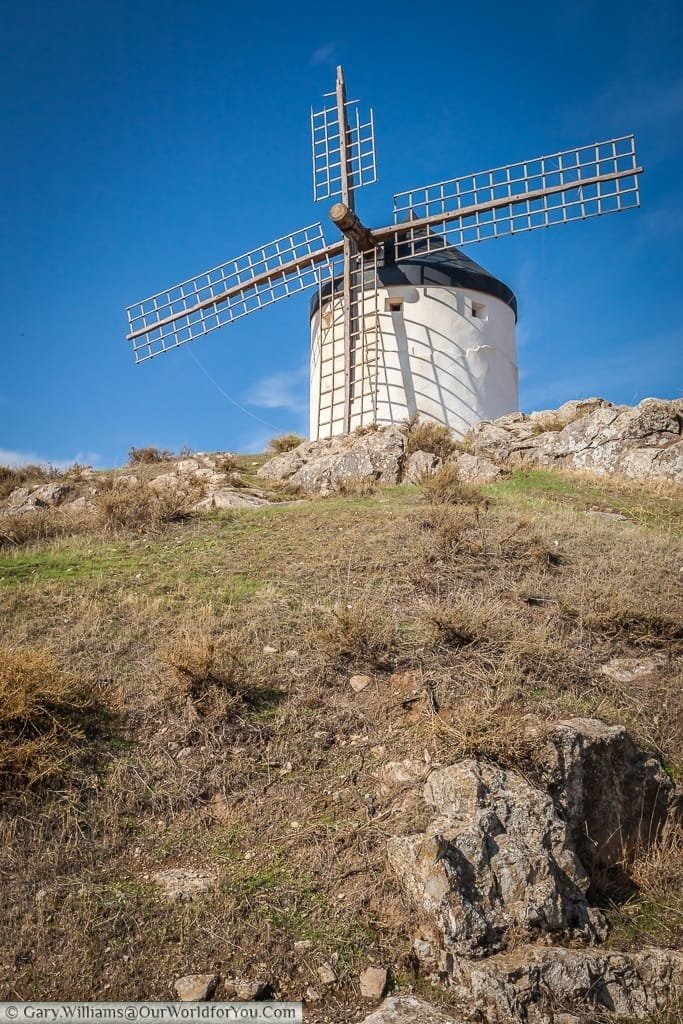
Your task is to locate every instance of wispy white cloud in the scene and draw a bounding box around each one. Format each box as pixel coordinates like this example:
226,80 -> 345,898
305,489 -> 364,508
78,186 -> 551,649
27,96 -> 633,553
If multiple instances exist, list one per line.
310,41 -> 341,66
244,366 -> 308,414
0,447 -> 101,470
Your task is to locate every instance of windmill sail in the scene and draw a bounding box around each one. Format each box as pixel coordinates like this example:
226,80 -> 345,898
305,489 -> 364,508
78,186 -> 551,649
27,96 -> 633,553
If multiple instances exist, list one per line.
126,224 -> 341,363
389,136 -> 641,257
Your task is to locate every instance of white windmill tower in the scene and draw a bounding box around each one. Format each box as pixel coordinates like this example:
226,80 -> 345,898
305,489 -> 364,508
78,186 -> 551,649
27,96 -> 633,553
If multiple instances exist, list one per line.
125,67 -> 642,442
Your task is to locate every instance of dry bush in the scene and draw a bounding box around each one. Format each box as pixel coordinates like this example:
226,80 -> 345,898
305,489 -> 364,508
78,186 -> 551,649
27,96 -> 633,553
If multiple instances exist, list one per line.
333,474 -> 378,497
267,433 -> 305,454
434,699 -> 537,767
214,452 -> 238,473
419,461 -> 484,506
405,419 -> 456,460
311,600 -> 400,670
95,479 -> 200,534
127,445 -> 172,465
0,644 -> 92,792
353,422 -> 380,436
161,629 -> 246,718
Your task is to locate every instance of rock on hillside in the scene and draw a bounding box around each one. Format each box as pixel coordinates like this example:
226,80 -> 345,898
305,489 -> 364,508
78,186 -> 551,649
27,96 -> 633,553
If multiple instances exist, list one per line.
256,397 -> 682,492
468,397 -> 682,480
0,451 -> 270,516
384,718 -> 682,1021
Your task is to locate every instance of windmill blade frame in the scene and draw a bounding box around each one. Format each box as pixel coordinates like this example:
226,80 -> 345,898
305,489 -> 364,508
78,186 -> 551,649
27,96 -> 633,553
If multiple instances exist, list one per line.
388,135 -> 642,257
126,223 -> 342,363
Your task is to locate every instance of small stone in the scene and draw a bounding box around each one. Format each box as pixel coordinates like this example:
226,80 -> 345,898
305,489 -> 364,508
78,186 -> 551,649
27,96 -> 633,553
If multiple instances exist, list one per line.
304,987 -> 321,1003
293,940 -> 314,953
600,655 -> 660,684
262,645 -> 277,655
152,867 -> 214,902
223,978 -> 269,1000
359,966 -> 387,1001
316,963 -> 336,987
350,674 -> 371,693
173,975 -> 219,1001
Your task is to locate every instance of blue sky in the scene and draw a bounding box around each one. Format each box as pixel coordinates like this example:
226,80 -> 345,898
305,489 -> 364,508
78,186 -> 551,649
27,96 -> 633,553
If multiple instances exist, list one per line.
1,0 -> 681,467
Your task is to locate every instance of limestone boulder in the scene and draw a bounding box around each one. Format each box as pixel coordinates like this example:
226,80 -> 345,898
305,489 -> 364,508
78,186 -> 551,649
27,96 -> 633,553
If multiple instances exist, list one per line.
5,481 -> 70,513
387,760 -> 604,961
193,487 -> 269,510
452,945 -> 683,1023
359,996 -> 466,1024
257,427 -> 406,494
454,452 -> 502,482
467,398 -> 682,481
404,450 -> 442,484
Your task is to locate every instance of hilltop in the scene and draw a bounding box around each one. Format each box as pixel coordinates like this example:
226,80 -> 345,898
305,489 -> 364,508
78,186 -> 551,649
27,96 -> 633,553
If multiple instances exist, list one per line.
0,400 -> 681,1023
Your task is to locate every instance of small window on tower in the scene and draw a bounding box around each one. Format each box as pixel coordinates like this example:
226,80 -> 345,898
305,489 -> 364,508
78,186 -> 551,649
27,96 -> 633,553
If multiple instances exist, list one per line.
471,301 -> 488,321
385,297 -> 404,313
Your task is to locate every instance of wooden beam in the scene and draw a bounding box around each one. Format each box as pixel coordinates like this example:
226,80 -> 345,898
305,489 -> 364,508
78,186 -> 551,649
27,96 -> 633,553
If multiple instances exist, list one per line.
330,202 -> 378,252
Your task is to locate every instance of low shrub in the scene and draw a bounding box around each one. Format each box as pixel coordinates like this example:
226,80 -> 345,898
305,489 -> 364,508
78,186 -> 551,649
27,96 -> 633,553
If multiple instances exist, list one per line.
161,629 -> 248,719
127,446 -> 172,465
311,601 -> 399,670
405,420 -> 456,460
214,453 -> 238,473
267,433 -> 305,455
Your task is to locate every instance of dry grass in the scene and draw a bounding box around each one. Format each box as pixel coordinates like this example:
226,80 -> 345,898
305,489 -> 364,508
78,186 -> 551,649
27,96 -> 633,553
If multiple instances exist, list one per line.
418,460 -> 485,505
0,644 -> 94,791
94,479 -> 201,534
0,508 -> 88,549
333,474 -> 379,497
0,465 -> 680,1015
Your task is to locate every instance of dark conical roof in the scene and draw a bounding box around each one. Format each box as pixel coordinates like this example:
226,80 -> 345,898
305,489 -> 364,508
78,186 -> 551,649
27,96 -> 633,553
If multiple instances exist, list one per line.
310,233 -> 517,320
382,240 -> 517,319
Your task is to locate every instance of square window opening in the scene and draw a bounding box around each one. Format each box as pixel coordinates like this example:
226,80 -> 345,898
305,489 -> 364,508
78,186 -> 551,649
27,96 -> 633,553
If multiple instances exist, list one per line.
471,301 -> 488,321
385,297 -> 404,313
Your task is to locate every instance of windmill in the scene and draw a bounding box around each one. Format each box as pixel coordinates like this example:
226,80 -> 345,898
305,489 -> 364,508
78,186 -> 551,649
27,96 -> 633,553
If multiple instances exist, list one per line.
125,67 -> 643,441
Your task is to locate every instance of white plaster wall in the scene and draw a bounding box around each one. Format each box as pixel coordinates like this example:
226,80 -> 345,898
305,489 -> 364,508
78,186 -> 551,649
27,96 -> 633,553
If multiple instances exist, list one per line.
310,283 -> 518,440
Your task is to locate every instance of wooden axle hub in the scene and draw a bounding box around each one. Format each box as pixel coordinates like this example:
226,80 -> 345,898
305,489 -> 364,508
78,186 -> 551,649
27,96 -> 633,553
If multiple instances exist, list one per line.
329,203 -> 378,252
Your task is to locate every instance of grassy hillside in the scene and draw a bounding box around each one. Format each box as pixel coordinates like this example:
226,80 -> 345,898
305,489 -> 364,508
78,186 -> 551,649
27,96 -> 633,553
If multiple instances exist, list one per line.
0,462 -> 681,1020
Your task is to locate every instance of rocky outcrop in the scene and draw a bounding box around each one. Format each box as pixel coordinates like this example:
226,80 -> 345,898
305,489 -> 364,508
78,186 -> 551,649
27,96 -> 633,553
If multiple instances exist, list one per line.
257,427 -> 406,494
385,719 -> 682,1021
0,452 -> 270,518
256,398 -> 681,493
467,397 -> 682,481
527,717 -> 681,871
452,945 -> 683,1023
5,482 -> 71,513
387,760 -> 606,963
359,996 -> 466,1023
